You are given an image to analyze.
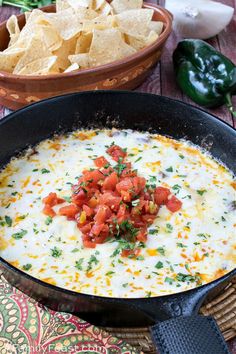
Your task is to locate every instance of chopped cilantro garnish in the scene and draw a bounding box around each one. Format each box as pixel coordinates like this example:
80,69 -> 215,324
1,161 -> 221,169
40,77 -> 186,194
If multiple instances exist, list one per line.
176,273 -> 201,284
45,216 -> 53,225
106,271 -> 115,276
22,264 -> 32,271
149,228 -> 159,235
64,196 -> 71,203
157,247 -> 165,256
51,247 -> 62,258
71,248 -> 80,253
136,255 -> 144,261
119,220 -> 138,242
87,255 -> 99,272
12,229 -> 27,239
197,233 -> 211,239
75,258 -> 84,270
5,216 -> 12,227
165,223 -> 173,233
172,184 -> 181,194
134,157 -> 142,163
113,158 -> 127,176
179,154 -> 185,159
166,166 -> 173,172
41,168 -> 50,174
197,189 -> 207,196
155,261 -> 163,269
165,277 -> 174,285
177,242 -> 187,248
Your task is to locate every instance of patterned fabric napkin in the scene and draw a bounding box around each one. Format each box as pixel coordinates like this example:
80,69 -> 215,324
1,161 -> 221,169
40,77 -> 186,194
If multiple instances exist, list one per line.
0,273 -> 140,354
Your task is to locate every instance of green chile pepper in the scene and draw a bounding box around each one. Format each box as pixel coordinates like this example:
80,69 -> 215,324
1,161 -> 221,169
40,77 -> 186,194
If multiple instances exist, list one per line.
173,39 -> 236,117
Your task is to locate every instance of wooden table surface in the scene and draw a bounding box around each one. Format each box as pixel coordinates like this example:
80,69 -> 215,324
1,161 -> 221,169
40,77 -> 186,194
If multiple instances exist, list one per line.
0,1 -> 236,352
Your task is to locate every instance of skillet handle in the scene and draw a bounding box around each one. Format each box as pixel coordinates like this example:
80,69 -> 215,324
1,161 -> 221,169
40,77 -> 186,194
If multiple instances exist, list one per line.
151,315 -> 230,354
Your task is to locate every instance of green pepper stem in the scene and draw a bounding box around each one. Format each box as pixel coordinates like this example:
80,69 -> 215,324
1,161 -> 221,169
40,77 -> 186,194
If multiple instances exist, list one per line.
225,93 -> 236,118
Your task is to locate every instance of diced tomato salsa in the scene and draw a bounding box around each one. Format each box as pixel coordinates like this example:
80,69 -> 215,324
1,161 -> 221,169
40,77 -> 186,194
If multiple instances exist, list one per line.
42,144 -> 182,256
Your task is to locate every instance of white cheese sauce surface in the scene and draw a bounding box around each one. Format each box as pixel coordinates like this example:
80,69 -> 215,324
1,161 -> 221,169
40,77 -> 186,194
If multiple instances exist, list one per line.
0,129 -> 235,298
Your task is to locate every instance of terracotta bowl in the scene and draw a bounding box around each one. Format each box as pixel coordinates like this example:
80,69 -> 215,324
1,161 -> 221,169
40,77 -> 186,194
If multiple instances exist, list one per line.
0,3 -> 172,110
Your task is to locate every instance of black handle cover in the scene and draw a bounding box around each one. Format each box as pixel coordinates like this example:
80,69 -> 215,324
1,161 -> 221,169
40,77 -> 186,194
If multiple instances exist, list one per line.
151,315 -> 230,354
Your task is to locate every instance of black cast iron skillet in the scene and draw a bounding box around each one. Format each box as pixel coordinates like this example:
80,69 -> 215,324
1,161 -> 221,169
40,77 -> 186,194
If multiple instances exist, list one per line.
0,91 -> 235,354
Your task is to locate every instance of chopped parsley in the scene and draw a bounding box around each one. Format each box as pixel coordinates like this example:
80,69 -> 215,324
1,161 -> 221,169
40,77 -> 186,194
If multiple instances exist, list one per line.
22,264 -> 32,271
71,248 -> 80,253
12,229 -> 27,239
166,166 -> 173,172
51,247 -> 62,258
179,154 -> 185,159
106,271 -> 115,276
75,258 -> 84,270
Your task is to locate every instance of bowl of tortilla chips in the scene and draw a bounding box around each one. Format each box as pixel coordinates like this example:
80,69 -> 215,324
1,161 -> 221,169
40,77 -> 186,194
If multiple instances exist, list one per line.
0,0 -> 172,110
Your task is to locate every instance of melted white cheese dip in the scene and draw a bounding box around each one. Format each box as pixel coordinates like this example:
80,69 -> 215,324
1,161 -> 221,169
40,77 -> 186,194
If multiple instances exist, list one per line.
0,129 -> 235,298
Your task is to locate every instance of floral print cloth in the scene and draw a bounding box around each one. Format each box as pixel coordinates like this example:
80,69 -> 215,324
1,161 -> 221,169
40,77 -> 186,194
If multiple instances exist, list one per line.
0,274 -> 140,354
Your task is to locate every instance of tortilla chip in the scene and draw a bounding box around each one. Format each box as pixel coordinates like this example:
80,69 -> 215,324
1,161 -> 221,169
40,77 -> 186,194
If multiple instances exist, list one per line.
97,1 -> 112,15
69,53 -> 90,68
89,28 -> 136,66
111,0 -> 142,14
13,36 -> 52,74
149,21 -> 163,35
82,15 -> 113,31
75,32 -> 93,53
93,0 -> 105,10
67,0 -> 93,9
64,62 -> 79,72
0,48 -> 25,72
19,9 -> 45,42
6,15 -> 20,47
53,36 -> 77,71
35,25 -> 63,51
127,29 -> 158,50
115,9 -> 153,38
17,56 -> 57,75
37,9 -> 83,40
56,0 -> 71,12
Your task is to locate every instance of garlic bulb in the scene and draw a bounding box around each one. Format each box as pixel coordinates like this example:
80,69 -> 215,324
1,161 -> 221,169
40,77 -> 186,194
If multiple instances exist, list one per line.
165,0 -> 234,39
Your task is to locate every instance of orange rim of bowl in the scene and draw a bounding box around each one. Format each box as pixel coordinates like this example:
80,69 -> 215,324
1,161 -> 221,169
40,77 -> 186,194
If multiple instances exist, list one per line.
0,3 -> 172,81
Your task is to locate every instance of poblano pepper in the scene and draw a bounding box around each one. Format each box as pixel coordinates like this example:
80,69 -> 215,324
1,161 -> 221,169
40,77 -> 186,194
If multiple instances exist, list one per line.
173,39 -> 236,117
